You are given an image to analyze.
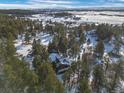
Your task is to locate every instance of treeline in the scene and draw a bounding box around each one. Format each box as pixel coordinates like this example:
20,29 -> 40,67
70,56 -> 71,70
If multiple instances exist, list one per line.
49,12 -> 72,17
0,9 -> 40,16
0,10 -> 73,17
0,15 -> 43,39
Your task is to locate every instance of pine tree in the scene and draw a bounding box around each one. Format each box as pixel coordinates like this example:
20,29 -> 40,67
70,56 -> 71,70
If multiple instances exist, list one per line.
32,55 -> 42,71
4,57 -> 40,93
6,32 -> 14,41
25,32 -> 30,44
79,77 -> 91,93
33,42 -> 48,61
54,24 -> 65,37
109,61 -> 124,93
78,55 -> 91,93
58,36 -> 68,55
114,39 -> 121,55
36,62 -> 64,93
79,32 -> 85,45
71,41 -> 80,59
93,65 -> 106,93
95,40 -> 104,58
5,37 -> 16,57
33,43 -> 42,55
63,54 -> 91,93
52,35 -> 59,47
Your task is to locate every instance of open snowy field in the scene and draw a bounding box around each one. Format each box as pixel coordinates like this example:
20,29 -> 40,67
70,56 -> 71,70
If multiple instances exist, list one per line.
69,11 -> 124,24
27,11 -> 124,26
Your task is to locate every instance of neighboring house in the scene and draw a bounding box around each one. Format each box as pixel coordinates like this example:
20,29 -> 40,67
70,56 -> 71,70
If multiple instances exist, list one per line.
49,53 -> 70,65
49,50 -> 71,74
49,53 -> 61,62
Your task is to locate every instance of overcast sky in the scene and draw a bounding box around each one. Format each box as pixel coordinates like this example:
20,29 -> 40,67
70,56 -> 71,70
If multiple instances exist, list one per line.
0,0 -> 124,9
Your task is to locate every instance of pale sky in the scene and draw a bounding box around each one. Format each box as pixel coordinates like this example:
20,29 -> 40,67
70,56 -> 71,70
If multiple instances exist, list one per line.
0,0 -> 124,9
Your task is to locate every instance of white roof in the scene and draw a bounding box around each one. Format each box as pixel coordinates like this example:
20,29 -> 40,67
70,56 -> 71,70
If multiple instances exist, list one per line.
49,53 -> 70,65
49,53 -> 61,62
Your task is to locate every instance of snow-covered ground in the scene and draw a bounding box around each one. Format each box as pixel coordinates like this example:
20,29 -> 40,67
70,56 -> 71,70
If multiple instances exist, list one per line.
120,45 -> 124,56
14,32 -> 53,62
28,14 -> 77,27
69,11 -> 124,24
35,32 -> 53,46
26,11 -> 124,26
80,30 -> 123,64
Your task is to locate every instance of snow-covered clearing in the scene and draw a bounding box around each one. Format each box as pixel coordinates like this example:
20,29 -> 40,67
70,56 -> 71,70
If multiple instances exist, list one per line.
80,30 -> 123,64
35,32 -> 53,46
69,11 -> 124,24
14,32 -> 53,62
26,11 -> 124,26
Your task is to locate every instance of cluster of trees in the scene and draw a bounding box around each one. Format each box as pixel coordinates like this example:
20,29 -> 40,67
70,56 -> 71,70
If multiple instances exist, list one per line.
63,53 -> 124,93
47,23 -> 86,58
0,15 -> 64,93
0,15 -> 43,40
96,23 -> 124,41
96,23 -> 124,56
